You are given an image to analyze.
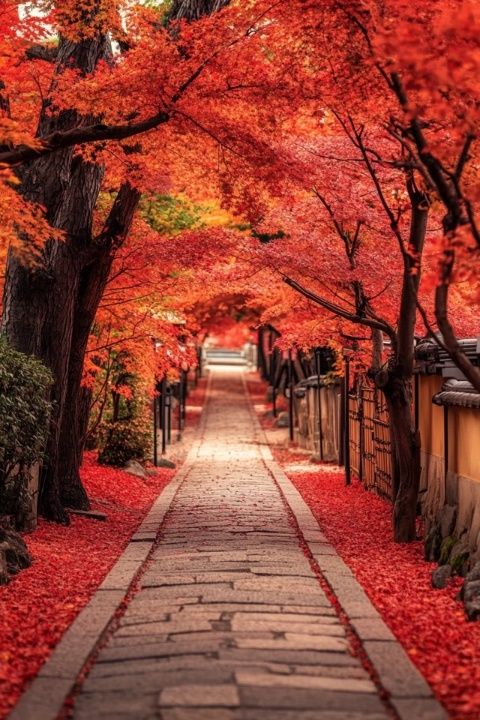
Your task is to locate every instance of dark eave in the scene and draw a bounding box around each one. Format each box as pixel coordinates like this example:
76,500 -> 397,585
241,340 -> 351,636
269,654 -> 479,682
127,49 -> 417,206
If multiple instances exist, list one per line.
415,337 -> 480,379
432,379 -> 480,410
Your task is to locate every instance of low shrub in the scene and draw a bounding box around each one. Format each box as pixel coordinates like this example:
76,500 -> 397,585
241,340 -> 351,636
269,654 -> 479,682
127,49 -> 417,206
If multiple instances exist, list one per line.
98,417 -> 151,467
0,337 -> 53,526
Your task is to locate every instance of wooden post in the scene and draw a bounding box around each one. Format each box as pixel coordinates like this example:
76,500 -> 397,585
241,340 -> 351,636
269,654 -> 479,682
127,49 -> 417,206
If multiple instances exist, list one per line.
160,377 -> 167,455
177,380 -> 182,442
315,348 -> 324,461
271,346 -> 278,418
153,395 -> 158,466
339,380 -> 345,467
344,354 -> 351,485
414,372 -> 419,429
288,349 -> 294,443
167,387 -> 172,445
181,370 -> 187,431
257,327 -> 262,372
444,404 -> 449,499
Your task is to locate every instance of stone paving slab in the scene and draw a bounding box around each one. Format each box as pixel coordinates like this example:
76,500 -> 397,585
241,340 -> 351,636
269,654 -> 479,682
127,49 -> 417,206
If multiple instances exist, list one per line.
8,368 -> 448,720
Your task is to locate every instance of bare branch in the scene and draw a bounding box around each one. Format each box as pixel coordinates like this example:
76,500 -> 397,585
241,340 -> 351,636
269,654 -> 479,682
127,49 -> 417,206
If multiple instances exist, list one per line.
0,111 -> 171,166
283,274 -> 397,341
455,133 -> 475,180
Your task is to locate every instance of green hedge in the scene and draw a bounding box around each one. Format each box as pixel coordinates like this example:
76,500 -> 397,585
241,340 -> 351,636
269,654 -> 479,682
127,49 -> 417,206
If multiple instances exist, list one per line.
98,417 -> 151,467
0,337 -> 53,523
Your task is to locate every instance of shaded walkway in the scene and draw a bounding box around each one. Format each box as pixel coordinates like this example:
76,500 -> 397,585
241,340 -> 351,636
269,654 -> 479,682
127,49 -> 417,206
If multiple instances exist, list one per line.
73,368 -> 388,719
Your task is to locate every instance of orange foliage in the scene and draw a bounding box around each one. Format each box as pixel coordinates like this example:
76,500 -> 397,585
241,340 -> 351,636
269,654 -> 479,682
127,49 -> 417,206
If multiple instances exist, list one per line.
0,0 -> 478,368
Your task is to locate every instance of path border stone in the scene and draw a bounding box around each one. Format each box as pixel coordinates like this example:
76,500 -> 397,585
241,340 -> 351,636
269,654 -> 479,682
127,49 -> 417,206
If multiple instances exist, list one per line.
7,373 -> 213,720
243,373 -> 448,720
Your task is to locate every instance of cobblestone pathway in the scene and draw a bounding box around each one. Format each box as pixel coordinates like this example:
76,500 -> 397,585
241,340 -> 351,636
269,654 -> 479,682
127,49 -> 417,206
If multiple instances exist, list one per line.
72,368 -> 394,720
7,368 -> 446,720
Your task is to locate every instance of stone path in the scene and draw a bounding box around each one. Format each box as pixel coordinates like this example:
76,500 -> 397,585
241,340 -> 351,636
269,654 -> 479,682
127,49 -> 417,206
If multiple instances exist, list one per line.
10,367 -> 447,720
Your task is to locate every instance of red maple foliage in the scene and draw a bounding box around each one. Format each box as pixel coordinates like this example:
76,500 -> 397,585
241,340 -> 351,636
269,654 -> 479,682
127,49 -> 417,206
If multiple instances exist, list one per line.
185,376 -> 208,426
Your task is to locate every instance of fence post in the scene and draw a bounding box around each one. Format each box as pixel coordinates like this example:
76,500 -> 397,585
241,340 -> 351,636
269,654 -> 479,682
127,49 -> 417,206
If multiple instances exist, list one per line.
177,379 -> 182,442
160,377 -> 167,455
359,387 -> 364,484
414,372 -> 419,429
444,404 -> 449,499
344,353 -> 351,485
182,370 -> 187,431
271,347 -> 278,418
257,327 -> 262,372
167,387 -> 172,445
195,346 -> 202,384
288,349 -> 294,442
314,348 -> 324,461
339,380 -> 345,467
153,394 -> 158,466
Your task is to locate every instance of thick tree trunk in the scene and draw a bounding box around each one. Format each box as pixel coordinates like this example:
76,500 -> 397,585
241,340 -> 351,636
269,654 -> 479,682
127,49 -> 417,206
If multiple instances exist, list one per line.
1,35 -> 108,524
3,198 -> 102,521
2,1 -> 228,525
380,186 -> 428,542
381,373 -> 420,542
56,260 -> 112,510
58,385 -> 91,509
57,183 -> 140,508
54,0 -> 229,509
371,328 -> 383,372
168,0 -> 229,21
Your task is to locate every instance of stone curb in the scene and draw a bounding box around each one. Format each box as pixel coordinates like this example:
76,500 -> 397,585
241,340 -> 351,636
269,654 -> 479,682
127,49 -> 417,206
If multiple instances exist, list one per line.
8,372 -> 212,720
243,374 -> 448,720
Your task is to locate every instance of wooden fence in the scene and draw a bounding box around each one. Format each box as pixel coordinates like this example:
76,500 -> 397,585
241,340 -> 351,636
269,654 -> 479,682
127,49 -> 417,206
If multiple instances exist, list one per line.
348,384 -> 393,500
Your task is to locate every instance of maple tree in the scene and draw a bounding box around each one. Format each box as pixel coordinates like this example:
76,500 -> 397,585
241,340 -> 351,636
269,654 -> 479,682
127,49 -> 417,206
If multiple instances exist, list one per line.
246,127 -> 431,541
0,0 -> 478,543
0,0 -> 258,521
201,0 -> 479,541
337,0 -> 480,390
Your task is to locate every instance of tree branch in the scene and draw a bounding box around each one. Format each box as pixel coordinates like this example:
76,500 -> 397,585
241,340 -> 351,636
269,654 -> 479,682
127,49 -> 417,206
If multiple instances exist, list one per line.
25,44 -> 59,63
435,264 -> 480,392
396,183 -> 429,374
0,111 -> 171,166
95,181 -> 141,253
455,133 -> 475,180
283,274 -> 397,342
389,72 -> 466,233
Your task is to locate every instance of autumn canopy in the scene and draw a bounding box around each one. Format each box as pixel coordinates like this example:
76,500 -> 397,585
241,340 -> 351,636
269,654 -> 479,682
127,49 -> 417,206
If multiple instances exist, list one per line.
0,0 -> 479,542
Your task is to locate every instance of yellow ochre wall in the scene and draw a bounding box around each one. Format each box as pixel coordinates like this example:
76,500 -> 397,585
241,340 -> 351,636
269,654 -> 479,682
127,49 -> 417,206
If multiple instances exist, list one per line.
448,408 -> 480,482
418,375 -> 444,459
418,374 -> 480,484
